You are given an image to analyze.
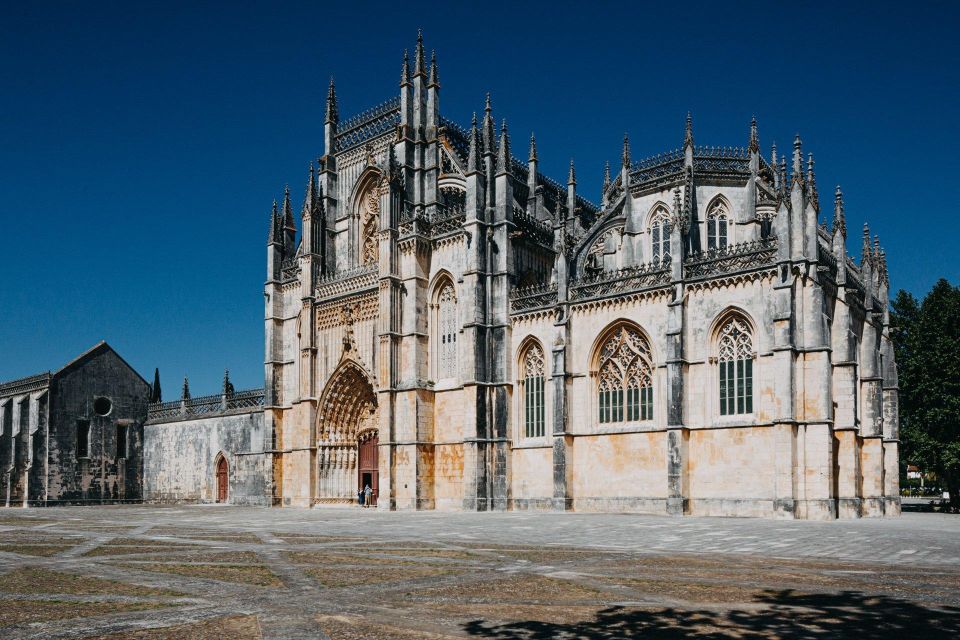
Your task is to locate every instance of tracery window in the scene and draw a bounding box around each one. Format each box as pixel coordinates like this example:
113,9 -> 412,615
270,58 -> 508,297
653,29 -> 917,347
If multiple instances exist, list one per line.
522,343 -> 546,438
597,325 -> 653,424
435,281 -> 458,380
650,208 -> 671,264
717,316 -> 754,415
706,199 -> 729,250
360,186 -> 380,265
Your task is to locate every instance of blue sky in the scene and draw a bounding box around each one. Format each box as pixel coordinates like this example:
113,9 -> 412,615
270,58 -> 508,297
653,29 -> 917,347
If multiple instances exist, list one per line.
1,1 -> 958,394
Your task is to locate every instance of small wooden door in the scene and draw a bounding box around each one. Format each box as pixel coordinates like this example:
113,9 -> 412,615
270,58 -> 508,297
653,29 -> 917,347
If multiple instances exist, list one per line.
358,434 -> 379,506
216,457 -> 228,503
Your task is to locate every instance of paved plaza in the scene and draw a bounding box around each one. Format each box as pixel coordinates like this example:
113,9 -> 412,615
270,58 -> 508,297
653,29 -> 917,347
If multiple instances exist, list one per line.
0,506 -> 959,639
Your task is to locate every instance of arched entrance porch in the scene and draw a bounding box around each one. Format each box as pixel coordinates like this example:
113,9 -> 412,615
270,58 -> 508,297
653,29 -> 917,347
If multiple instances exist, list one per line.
316,360 -> 379,505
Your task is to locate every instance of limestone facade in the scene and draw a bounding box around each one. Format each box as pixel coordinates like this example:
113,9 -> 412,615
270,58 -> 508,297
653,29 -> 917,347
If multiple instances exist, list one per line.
153,35 -> 900,519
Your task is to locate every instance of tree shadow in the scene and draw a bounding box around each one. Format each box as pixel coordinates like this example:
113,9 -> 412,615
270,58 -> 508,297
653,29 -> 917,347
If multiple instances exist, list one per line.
461,589 -> 960,639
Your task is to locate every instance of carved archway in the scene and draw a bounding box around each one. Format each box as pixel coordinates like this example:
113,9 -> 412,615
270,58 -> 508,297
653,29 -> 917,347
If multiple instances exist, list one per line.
315,360 -> 379,504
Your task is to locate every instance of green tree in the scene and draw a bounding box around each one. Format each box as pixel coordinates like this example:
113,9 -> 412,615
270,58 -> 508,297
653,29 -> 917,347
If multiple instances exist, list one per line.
891,279 -> 960,507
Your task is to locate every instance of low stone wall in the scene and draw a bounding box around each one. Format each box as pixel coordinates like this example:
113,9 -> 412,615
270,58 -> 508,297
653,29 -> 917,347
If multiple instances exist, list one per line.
144,410 -> 270,506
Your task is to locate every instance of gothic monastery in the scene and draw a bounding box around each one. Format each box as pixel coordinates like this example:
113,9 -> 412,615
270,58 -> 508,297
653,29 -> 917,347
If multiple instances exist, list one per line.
141,34 -> 900,519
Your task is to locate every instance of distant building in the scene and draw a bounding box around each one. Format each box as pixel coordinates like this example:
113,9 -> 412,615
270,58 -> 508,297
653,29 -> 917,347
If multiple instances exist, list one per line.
144,34 -> 900,519
0,342 -> 149,506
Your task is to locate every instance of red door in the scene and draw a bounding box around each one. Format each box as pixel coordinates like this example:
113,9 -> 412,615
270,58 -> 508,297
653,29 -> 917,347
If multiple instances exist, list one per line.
216,457 -> 228,503
358,434 -> 378,506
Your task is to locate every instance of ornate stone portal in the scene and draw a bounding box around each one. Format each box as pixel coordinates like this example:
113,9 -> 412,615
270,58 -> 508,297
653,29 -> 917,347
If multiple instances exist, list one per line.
315,358 -> 378,504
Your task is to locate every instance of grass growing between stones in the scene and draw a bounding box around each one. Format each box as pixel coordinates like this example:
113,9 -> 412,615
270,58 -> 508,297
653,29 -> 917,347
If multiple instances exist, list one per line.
306,565 -> 460,588
85,614 -> 263,639
0,567 -> 183,597
116,562 -> 282,587
0,599 -> 173,627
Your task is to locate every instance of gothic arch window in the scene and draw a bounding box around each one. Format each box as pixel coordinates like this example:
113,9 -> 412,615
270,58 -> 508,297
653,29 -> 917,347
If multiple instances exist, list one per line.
520,342 -> 546,438
706,198 -> 729,250
649,207 -> 671,264
354,173 -> 384,266
716,314 -> 754,415
432,278 -> 458,381
596,324 -> 653,424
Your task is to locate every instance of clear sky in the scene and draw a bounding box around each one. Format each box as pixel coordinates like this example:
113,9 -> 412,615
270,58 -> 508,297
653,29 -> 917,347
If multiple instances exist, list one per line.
2,1 -> 958,395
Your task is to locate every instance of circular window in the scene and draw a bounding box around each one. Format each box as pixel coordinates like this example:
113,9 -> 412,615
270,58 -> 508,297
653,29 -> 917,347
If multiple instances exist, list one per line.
93,397 -> 113,417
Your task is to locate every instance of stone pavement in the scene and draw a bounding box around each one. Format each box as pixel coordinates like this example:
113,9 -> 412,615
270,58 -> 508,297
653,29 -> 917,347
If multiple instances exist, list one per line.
1,506 -> 959,639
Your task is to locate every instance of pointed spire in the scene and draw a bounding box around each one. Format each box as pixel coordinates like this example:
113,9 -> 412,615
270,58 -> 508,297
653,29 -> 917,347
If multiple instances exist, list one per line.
791,134 -> 803,185
496,119 -> 511,174
862,223 -> 872,265
770,141 -> 778,168
528,133 -> 537,162
806,153 -> 818,204
428,49 -> 439,87
467,112 -> 481,172
879,249 -> 889,285
303,162 -> 316,213
684,112 -> 694,148
150,368 -> 162,403
400,49 -> 410,86
414,29 -> 425,77
832,185 -> 846,237
749,116 -> 759,153
568,159 -> 576,186
602,161 -> 611,190
222,369 -> 233,396
874,234 -> 881,262
325,77 -> 338,124
181,376 -> 190,401
621,133 -> 631,169
778,157 -> 787,195
482,93 -> 495,155
268,199 -> 280,243
282,185 -> 295,231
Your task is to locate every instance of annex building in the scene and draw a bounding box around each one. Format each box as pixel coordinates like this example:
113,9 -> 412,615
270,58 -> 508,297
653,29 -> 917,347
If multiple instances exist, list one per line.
143,34 -> 901,519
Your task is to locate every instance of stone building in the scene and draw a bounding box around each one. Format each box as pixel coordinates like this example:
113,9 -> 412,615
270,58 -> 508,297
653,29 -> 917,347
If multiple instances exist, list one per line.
147,34 -> 900,519
0,342 -> 149,506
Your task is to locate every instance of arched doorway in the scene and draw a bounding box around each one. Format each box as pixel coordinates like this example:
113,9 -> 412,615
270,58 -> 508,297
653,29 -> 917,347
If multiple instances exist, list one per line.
215,455 -> 228,503
316,360 -> 379,505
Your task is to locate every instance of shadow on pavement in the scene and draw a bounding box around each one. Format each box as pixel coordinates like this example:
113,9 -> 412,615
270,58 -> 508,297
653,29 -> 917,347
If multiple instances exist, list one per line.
462,589 -> 960,639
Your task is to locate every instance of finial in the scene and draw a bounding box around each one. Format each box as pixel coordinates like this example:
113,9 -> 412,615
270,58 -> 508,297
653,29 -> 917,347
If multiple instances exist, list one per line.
414,30 -> 425,76
528,132 -> 537,162
792,133 -> 803,180
400,49 -> 410,85
222,369 -> 233,396
749,116 -> 759,153
874,234 -> 881,260
833,185 -> 846,236
181,376 -> 190,401
603,160 -> 611,188
879,249 -> 889,285
151,367 -> 162,403
483,94 -> 495,155
771,141 -> 778,167
862,223 -> 871,264
325,77 -> 338,124
684,112 -> 694,147
468,112 -> 481,172
807,153 -> 818,203
622,133 -> 631,169
496,118 -> 511,174
428,49 -> 439,87
568,159 -> 576,186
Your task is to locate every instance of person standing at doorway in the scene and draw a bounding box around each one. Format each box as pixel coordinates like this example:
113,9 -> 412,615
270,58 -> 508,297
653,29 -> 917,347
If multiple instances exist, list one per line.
364,484 -> 373,508
357,488 -> 364,507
